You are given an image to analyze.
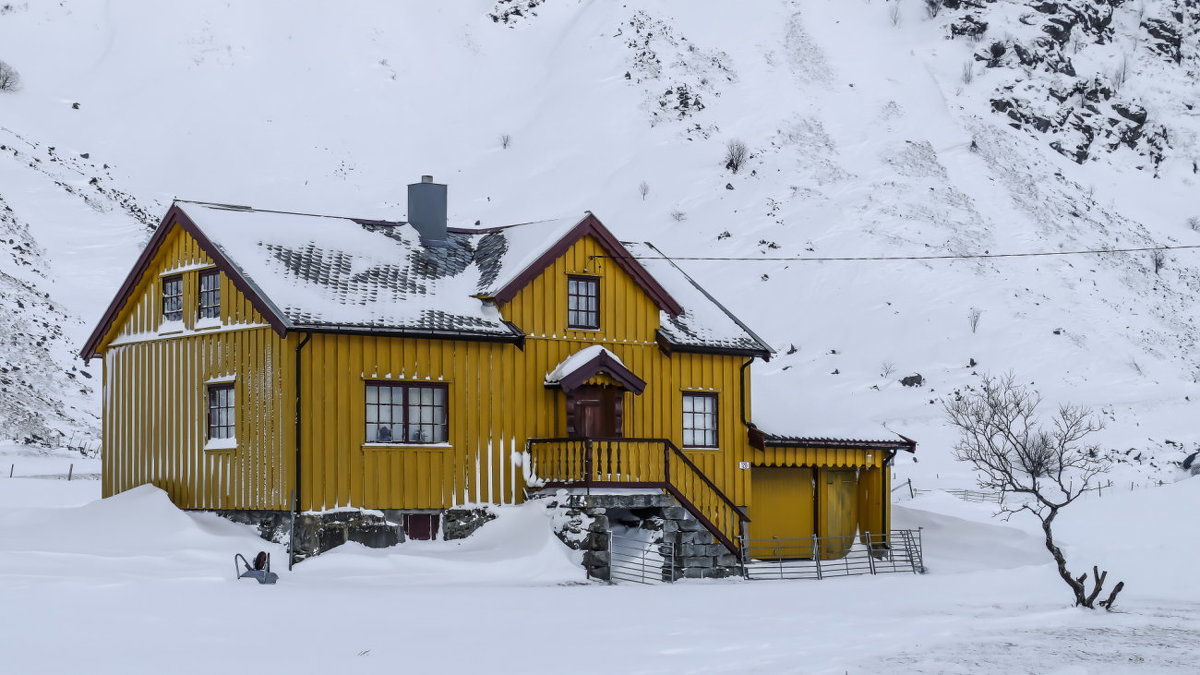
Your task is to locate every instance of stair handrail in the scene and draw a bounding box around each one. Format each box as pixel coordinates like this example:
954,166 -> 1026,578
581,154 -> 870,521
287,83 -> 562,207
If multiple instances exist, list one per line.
525,437 -> 749,555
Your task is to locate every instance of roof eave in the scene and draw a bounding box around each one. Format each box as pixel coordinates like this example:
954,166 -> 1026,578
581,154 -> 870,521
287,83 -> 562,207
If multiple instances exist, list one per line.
655,329 -> 772,361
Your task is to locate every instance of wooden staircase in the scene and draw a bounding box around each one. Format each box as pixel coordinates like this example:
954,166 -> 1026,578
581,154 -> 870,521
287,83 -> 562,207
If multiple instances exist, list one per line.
523,437 -> 748,555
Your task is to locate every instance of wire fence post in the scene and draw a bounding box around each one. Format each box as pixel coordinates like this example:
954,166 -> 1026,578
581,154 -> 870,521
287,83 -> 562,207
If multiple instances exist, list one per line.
67,464 -> 73,481
865,532 -> 877,575
811,534 -> 823,580
907,478 -> 914,499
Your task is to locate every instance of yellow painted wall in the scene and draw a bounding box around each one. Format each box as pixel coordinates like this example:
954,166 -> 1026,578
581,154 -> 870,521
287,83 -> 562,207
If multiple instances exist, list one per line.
96,224 -> 891,548
98,223 -> 292,510
296,234 -> 754,514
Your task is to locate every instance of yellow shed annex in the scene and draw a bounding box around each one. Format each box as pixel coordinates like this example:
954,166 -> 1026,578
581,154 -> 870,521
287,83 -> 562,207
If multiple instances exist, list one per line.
82,177 -> 916,579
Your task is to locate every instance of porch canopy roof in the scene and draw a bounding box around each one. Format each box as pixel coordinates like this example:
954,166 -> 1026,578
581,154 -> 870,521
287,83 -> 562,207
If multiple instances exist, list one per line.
545,345 -> 646,395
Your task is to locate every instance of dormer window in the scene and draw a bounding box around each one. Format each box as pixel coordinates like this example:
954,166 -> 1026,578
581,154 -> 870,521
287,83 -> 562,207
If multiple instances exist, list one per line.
198,269 -> 220,319
162,274 -> 183,322
567,276 -> 599,329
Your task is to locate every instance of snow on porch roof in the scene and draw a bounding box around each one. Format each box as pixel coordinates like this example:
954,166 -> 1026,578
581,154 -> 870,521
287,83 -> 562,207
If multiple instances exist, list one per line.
545,345 -> 647,394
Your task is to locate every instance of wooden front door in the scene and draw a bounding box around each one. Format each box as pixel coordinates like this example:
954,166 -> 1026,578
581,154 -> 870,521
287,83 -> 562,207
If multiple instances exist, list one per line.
819,468 -> 859,559
568,385 -> 622,438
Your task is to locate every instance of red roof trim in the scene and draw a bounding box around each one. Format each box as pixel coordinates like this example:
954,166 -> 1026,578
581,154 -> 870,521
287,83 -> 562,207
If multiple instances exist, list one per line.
80,204 -> 290,360
490,214 -> 684,316
551,350 -> 647,395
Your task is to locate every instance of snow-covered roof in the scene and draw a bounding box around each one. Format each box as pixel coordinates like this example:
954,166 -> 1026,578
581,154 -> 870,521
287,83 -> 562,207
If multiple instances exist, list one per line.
545,345 -> 622,384
86,201 -> 772,356
544,345 -> 646,393
182,202 -> 521,337
625,242 -> 773,357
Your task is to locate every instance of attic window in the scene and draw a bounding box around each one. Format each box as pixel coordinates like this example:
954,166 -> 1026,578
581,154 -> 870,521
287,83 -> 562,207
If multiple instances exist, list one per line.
162,275 -> 183,322
567,276 -> 599,330
198,269 -> 220,319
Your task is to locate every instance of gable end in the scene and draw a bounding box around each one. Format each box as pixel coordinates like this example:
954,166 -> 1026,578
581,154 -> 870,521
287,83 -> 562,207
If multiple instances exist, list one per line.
489,214 -> 684,316
81,204 -> 291,360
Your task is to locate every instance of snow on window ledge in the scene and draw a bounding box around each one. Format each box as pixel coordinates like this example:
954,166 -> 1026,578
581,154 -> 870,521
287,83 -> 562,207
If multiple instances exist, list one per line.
362,442 -> 453,451
205,374 -> 237,384
204,437 -> 238,451
195,316 -> 223,330
158,320 -> 185,335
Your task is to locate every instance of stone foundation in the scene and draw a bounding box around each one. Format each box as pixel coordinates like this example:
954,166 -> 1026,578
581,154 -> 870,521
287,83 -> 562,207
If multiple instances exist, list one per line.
215,506 -> 497,563
535,491 -> 743,581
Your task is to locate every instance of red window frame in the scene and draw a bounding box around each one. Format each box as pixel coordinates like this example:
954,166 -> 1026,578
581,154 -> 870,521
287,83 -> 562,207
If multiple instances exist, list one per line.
162,274 -> 183,322
364,382 -> 448,444
198,269 -> 220,319
567,275 -> 599,329
682,392 -> 718,448
207,384 -> 235,440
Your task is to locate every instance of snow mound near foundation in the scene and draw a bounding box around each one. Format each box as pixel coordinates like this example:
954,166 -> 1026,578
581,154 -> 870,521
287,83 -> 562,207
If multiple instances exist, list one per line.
295,502 -> 585,587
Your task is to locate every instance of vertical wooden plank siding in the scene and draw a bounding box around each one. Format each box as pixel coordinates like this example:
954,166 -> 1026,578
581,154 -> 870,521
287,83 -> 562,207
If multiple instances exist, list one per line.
99,226 -> 896,545
290,234 -> 755,513
97,223 -> 291,510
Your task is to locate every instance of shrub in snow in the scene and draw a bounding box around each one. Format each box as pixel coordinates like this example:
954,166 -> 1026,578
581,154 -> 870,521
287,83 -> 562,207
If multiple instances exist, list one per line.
723,139 -> 748,173
1187,215 -> 1200,232
968,307 -> 982,333
924,0 -> 945,19
0,59 -> 20,92
945,373 -> 1125,610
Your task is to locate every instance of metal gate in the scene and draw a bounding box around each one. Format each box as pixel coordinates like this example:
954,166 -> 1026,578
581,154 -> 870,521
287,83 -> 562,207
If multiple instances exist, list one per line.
743,529 -> 924,580
607,531 -> 679,584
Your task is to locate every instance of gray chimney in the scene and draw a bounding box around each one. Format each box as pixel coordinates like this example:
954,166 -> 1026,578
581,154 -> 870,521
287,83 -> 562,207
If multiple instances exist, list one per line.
407,175 -> 447,241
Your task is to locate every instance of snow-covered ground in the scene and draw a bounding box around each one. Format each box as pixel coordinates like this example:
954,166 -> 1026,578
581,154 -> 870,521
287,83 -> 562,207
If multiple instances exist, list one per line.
2,1 -> 1199,671
1,450 -> 1197,674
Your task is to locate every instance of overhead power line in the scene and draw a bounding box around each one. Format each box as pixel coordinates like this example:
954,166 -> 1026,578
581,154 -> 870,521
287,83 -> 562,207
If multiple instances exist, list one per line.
599,243 -> 1200,263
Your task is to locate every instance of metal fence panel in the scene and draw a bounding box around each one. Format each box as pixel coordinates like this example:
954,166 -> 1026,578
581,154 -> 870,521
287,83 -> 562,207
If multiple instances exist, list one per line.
743,529 -> 924,581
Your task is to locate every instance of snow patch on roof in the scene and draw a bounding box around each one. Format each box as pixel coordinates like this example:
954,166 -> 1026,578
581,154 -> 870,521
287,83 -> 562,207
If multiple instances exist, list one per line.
624,241 -> 771,355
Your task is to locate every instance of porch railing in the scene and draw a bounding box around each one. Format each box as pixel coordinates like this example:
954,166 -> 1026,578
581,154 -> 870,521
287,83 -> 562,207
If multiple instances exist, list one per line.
524,437 -> 749,555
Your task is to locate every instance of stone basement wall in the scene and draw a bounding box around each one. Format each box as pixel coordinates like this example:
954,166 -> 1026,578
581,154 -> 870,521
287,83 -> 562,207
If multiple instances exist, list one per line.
215,507 -> 496,563
536,491 -> 743,581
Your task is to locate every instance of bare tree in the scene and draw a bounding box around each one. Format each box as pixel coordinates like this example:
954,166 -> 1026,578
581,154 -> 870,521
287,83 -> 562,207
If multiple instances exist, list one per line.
889,1 -> 902,27
925,0 -> 945,19
880,360 -> 896,379
1150,249 -> 1165,275
967,307 -> 982,333
0,59 -> 20,92
638,180 -> 650,201
945,374 -> 1125,610
499,133 -> 512,149
724,139 -> 748,173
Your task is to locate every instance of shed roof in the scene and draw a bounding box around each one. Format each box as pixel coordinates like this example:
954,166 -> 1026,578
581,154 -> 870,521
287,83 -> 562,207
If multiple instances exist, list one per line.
82,201 -> 772,359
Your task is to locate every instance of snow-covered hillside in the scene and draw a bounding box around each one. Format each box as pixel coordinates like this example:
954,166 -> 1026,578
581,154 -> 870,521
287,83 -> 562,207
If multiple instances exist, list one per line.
1,0 -> 1198,482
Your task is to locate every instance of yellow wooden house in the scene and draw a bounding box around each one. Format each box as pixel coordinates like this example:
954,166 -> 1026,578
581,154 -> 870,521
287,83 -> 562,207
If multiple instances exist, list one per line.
82,177 -> 914,571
